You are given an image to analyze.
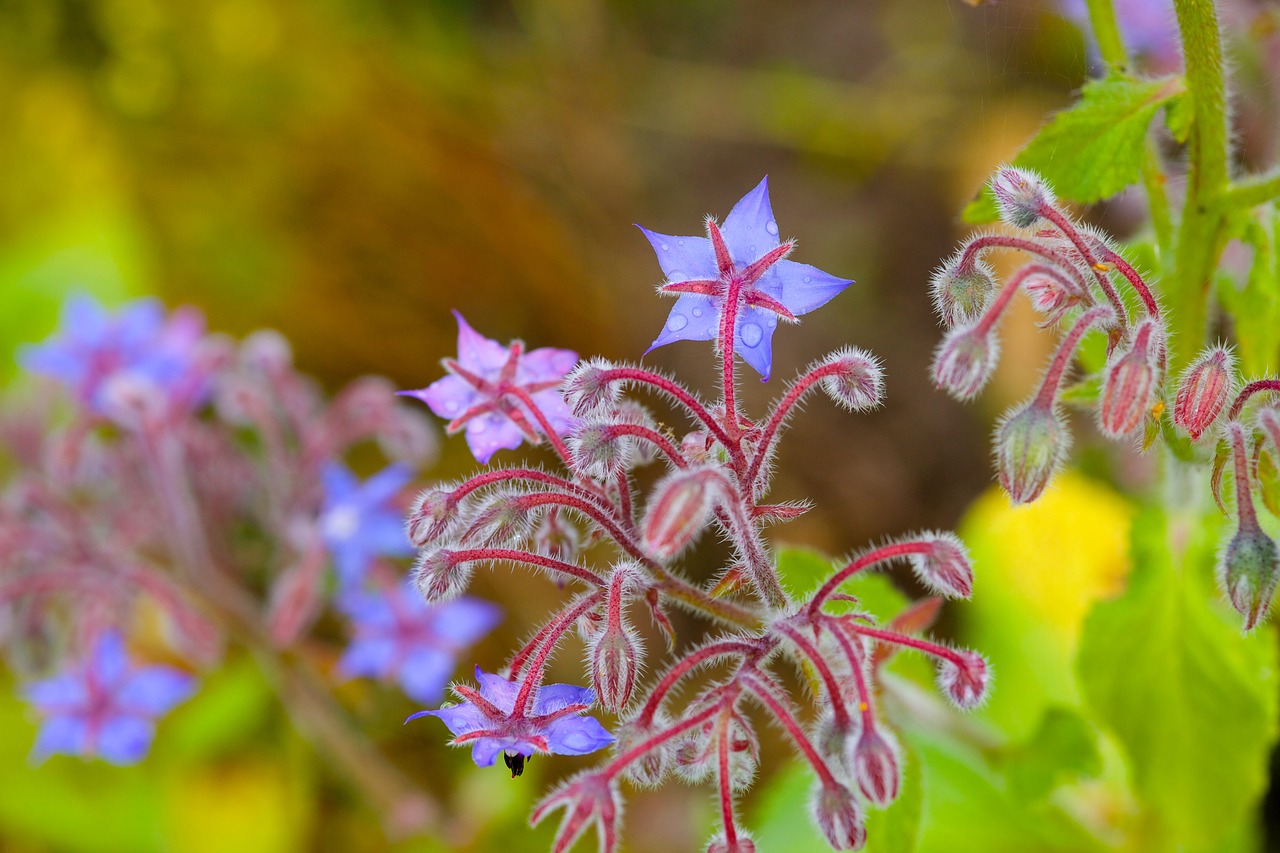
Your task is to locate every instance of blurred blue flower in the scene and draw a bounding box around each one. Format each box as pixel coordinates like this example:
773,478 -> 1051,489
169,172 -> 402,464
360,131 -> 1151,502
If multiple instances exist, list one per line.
1057,0 -> 1179,71
23,631 -> 195,765
640,177 -> 853,380
408,667 -> 613,775
399,311 -> 578,464
319,462 -> 415,586
338,584 -> 500,703
21,294 -> 208,414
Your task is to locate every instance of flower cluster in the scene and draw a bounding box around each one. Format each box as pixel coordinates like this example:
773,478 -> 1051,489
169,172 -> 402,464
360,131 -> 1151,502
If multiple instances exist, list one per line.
931,166 -> 1167,504
404,179 -> 989,851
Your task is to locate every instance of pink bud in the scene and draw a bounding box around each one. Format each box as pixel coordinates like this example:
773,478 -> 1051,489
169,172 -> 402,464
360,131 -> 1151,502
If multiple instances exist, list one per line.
1023,268 -> 1087,325
1218,523 -> 1280,632
818,347 -> 885,412
936,649 -> 989,709
569,421 -> 633,479
1099,320 -> 1161,437
931,326 -> 999,401
907,531 -> 974,599
706,832 -> 756,853
1174,346 -> 1235,441
240,328 -> 293,372
811,783 -> 867,851
535,511 -> 581,563
563,358 -> 620,417
930,255 -> 997,327
591,568 -> 642,712
467,491 -> 537,546
407,486 -> 458,546
412,548 -> 471,602
990,165 -> 1053,229
995,402 -> 1068,504
642,468 -> 716,560
851,727 -> 901,807
613,716 -> 671,788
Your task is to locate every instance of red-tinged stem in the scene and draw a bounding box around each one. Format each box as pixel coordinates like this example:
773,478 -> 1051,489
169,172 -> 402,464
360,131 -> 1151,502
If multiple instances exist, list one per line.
701,470 -> 787,608
1228,379 -> 1280,421
959,234 -> 1089,290
808,540 -> 934,615
607,422 -> 687,468
822,617 -> 877,730
514,492 -> 651,566
636,640 -> 765,727
774,623 -> 851,729
453,468 -> 607,508
614,469 -> 634,531
508,619 -> 565,681
845,623 -> 968,666
741,675 -> 840,789
1228,423 -> 1260,530
1099,248 -> 1161,318
514,593 -> 604,717
719,273 -> 745,439
973,264 -> 1065,337
718,708 -> 739,847
1036,205 -> 1128,324
1032,306 -> 1114,410
507,386 -> 577,467
447,547 -> 604,588
602,699 -> 729,782
596,367 -> 740,462
747,362 -> 845,488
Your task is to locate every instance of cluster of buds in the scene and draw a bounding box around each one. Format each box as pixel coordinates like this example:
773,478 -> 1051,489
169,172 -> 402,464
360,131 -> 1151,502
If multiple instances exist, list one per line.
405,179 -> 990,851
931,166 -> 1167,504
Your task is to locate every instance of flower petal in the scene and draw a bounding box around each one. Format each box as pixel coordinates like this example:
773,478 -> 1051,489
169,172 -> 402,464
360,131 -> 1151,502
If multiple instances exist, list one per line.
360,464 -> 414,505
431,598 -> 502,647
470,737 -> 504,767
636,227 -> 717,282
474,668 -> 520,712
94,716 -> 155,765
420,702 -> 487,736
453,311 -> 510,374
337,636 -> 398,679
756,259 -> 854,317
321,463 -> 359,504
646,295 -> 721,354
91,632 -> 130,688
398,647 -> 457,704
23,675 -> 88,711
734,308 -> 780,380
528,389 -> 578,438
533,683 -> 595,716
403,375 -> 480,421
544,715 -> 615,756
519,347 -> 579,385
721,177 -> 781,265
464,413 -> 525,465
117,667 -> 196,716
31,715 -> 89,761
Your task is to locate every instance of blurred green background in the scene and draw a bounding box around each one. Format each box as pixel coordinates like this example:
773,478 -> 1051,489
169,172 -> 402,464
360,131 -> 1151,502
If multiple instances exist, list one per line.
4,0 -> 1254,851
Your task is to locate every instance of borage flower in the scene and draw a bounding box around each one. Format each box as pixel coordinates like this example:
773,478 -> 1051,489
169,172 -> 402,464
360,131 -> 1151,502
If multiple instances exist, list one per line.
23,631 -> 195,765
408,667 -> 613,777
400,312 -> 578,464
337,583 -> 500,703
640,177 -> 853,380
319,462 -> 415,586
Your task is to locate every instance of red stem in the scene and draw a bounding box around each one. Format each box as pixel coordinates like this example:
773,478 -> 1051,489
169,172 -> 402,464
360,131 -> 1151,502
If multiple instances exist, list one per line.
636,640 -> 763,727
513,593 -> 604,717
1099,248 -> 1161,317
1032,306 -> 1114,410
747,362 -> 844,487
597,367 -> 743,468
808,540 -> 933,614
741,675 -> 840,788
447,547 -> 604,588
775,623 -> 851,729
1228,379 -> 1280,421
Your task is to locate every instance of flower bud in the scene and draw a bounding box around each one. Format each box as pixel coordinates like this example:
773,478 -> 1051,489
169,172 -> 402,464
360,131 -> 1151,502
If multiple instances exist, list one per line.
818,347 -> 885,412
267,561 -> 323,647
813,711 -> 859,777
991,165 -> 1053,229
850,727 -> 901,807
614,400 -> 661,465
1023,268 -> 1086,326
535,511 -> 581,564
407,486 -> 458,546
1174,346 -> 1235,441
466,491 -> 537,546
930,255 -> 997,327
936,649 -> 989,709
563,357 -> 620,417
706,831 -> 756,853
642,468 -> 717,560
240,328 -> 293,372
931,326 -> 999,401
569,421 -> 634,479
591,567 -> 642,716
1218,523 -> 1280,632
413,548 -> 471,602
1099,320 -> 1161,438
99,372 -> 169,429
907,531 -> 974,599
613,715 -> 671,788
811,783 -> 867,851
995,403 -> 1068,504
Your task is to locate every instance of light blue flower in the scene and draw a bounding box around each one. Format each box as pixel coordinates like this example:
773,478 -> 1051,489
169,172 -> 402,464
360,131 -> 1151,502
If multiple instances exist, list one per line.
319,463 -> 415,586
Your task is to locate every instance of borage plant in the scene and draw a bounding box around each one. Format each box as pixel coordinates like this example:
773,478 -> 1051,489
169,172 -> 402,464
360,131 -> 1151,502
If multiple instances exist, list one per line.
403,178 -> 990,852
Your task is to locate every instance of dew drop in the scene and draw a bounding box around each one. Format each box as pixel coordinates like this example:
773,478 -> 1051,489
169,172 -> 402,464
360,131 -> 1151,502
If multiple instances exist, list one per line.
707,326 -> 718,336
446,401 -> 459,414
803,276 -> 812,284
661,243 -> 670,251
692,307 -> 703,317
741,322 -> 763,347
473,420 -> 486,433
765,220 -> 778,236
677,239 -> 686,247
668,314 -> 689,331
668,269 -> 684,281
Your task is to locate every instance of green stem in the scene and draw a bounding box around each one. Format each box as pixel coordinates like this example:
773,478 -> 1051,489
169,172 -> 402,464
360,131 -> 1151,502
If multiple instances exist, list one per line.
1084,0 -> 1129,69
1213,170 -> 1280,213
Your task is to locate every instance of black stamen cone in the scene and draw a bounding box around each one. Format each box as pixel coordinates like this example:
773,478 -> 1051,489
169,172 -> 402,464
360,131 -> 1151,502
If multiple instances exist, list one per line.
503,752 -> 527,778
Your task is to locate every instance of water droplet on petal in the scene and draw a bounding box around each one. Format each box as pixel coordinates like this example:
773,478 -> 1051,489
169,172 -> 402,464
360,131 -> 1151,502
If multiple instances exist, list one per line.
446,401 -> 459,413
677,239 -> 686,247
661,243 -> 670,251
741,323 -> 763,347
668,314 -> 689,331
803,276 -> 812,284
692,308 -> 703,317
668,270 -> 684,281
765,220 -> 778,236
473,421 -> 486,433
707,326 -> 718,336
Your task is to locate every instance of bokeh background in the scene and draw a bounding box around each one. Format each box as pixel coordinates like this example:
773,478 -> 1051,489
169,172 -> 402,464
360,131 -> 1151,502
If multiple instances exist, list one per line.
3,0 -> 1280,851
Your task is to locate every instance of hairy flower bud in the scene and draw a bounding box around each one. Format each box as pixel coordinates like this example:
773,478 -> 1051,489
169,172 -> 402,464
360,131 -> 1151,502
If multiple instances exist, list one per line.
563,358 -> 620,417
706,831 -> 756,853
1099,320 -> 1161,437
535,511 -> 581,563
1023,268 -> 1087,326
995,403 -> 1068,504
569,421 -> 634,479
1174,346 -> 1235,440
413,548 -> 471,602
931,326 -> 999,401
813,711 -> 859,777
811,783 -> 867,851
642,468 -> 717,560
818,347 -> 885,412
850,727 -> 901,807
591,567 -> 642,712
930,255 -> 997,327
907,531 -> 974,599
990,165 -> 1053,229
613,715 -> 671,788
1218,523 -> 1280,632
465,491 -> 537,546
407,485 -> 458,547
936,649 -> 989,709
614,400 -> 661,465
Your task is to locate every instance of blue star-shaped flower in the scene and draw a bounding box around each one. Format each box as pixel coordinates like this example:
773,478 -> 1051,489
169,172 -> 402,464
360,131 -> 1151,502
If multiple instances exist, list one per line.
337,583 -> 501,703
639,177 -> 854,380
23,632 -> 196,765
319,463 -> 415,586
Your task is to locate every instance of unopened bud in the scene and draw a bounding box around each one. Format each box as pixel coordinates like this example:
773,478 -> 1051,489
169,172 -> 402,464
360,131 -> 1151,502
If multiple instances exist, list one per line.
563,358 -> 620,417
240,328 -> 293,372
1099,320 -> 1161,438
930,255 -> 997,327
813,711 -> 858,777
811,783 -> 867,851
535,511 -> 581,563
99,372 -> 169,428
931,326 -> 999,401
818,347 -> 884,412
1218,522 -> 1280,632
267,561 -> 323,647
413,548 -> 471,602
936,649 -> 989,709
591,625 -> 641,713
850,727 -> 901,807
569,421 -> 634,479
706,831 -> 756,853
991,165 -> 1053,229
614,401 -> 661,465
995,402 -> 1068,504
642,468 -> 717,560
466,491 -> 537,546
907,531 -> 974,599
1023,268 -> 1087,325
613,716 -> 670,788
407,486 -> 458,547
1174,346 -> 1235,441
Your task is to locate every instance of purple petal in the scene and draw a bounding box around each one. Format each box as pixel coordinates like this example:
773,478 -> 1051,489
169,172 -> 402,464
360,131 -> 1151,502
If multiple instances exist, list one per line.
337,636 -> 398,679
533,683 -> 595,716
338,590 -> 396,627
90,632 -> 130,688
734,308 -> 780,380
64,294 -> 110,343
116,667 -> 195,716
720,177 -> 781,266
474,668 -> 520,713
24,676 -> 88,711
544,715 -> 614,756
19,344 -> 84,383
363,512 -> 414,556
421,702 -> 487,736
756,259 -> 854,317
360,464 -> 414,505
528,389 -> 577,438
402,375 -> 480,421
398,648 -> 457,704
31,715 -> 89,761
464,413 -> 525,465
330,541 -> 372,586
470,737 -> 504,767
519,347 -> 579,384
636,227 -> 718,282
431,598 -> 502,647
321,464 -> 359,503
94,716 -> 155,765
452,311 -> 510,374
646,295 -> 721,354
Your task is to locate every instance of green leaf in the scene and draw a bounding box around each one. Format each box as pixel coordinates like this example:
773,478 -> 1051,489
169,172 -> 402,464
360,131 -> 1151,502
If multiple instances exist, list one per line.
1001,706 -> 1101,803
1165,90 -> 1195,144
1077,504 -> 1280,850
964,74 -> 1186,224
